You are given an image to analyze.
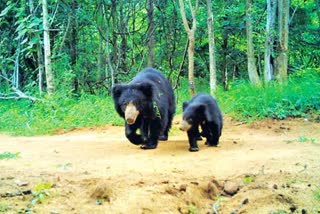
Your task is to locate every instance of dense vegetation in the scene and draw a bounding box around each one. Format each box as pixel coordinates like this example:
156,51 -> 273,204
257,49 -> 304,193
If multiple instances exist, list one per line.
1,68 -> 319,136
0,0 -> 319,135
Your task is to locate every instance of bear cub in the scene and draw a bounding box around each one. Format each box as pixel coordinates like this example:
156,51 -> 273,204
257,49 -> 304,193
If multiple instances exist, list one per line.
180,93 -> 223,152
112,68 -> 175,149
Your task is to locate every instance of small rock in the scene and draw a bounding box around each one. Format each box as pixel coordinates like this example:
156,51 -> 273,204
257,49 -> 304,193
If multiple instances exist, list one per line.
14,180 -> 29,187
206,182 -> 219,199
301,208 -> 307,214
224,181 -> 239,195
289,204 -> 297,212
273,184 -> 278,189
179,184 -> 187,192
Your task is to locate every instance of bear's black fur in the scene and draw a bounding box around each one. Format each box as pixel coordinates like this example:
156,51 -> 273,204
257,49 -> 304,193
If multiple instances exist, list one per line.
112,68 -> 175,149
180,93 -> 223,152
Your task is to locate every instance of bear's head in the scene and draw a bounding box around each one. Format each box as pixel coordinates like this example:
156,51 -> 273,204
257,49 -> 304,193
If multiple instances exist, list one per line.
179,101 -> 207,131
112,82 -> 153,125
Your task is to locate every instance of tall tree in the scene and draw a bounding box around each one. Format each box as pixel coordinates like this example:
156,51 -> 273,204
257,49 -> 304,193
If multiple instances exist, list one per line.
316,0 -> 320,32
70,0 -> 78,92
147,0 -> 155,67
275,0 -> 289,82
264,0 -> 277,84
206,0 -> 218,94
246,0 -> 261,85
42,0 -> 55,95
178,0 -> 199,96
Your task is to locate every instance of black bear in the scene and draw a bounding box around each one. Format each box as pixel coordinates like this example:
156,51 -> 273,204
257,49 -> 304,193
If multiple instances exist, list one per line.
112,68 -> 175,149
179,93 -> 223,152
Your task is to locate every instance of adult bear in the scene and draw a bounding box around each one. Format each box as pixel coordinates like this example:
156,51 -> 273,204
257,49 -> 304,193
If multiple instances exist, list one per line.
179,93 -> 223,152
112,68 -> 175,149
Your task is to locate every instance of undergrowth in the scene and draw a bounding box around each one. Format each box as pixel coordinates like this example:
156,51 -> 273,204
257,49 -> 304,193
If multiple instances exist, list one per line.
216,68 -> 320,122
0,68 -> 319,136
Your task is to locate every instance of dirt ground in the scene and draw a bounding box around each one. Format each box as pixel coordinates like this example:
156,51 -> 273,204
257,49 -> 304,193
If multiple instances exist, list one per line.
0,115 -> 320,214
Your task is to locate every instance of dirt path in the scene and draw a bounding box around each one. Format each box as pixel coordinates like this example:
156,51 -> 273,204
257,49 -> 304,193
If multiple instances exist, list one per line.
1,116 -> 320,213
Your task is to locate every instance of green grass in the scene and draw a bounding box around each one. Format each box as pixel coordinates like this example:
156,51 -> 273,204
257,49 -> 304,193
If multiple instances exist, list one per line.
0,152 -> 20,160
0,68 -> 319,136
0,94 -> 123,136
215,68 -> 320,121
0,203 -> 11,212
315,188 -> 320,200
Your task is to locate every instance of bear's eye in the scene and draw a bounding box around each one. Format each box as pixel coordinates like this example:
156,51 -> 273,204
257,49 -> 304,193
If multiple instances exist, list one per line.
187,118 -> 193,123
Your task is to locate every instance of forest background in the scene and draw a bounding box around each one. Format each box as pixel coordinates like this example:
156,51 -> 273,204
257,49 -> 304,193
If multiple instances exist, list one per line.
0,0 -> 319,136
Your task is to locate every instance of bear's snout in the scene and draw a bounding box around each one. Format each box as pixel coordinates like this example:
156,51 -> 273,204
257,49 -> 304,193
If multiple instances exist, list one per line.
125,102 -> 139,125
179,120 -> 191,131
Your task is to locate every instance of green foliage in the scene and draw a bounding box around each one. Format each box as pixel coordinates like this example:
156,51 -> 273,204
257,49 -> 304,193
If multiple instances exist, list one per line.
0,94 -> 123,136
0,152 -> 20,160
0,69 -> 319,136
0,204 -> 10,212
316,189 -> 320,200
187,203 -> 199,214
271,210 -> 288,214
297,136 -> 316,143
216,68 -> 320,121
244,176 -> 252,184
31,183 -> 52,205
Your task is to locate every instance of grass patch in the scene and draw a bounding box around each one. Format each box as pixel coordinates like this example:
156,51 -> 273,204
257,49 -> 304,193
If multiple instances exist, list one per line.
0,204 -> 11,212
0,94 -> 123,136
0,152 -> 20,160
297,136 -> 316,143
0,68 -> 319,136
215,68 -> 320,121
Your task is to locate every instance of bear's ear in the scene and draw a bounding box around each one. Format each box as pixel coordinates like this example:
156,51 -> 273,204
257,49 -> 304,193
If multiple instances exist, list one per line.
182,101 -> 189,111
112,84 -> 125,99
137,82 -> 153,98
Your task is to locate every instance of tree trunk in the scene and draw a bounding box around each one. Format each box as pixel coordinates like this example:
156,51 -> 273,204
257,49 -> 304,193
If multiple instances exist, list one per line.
42,0 -> 55,95
275,0 -> 289,83
119,1 -> 127,73
206,0 -> 217,95
246,0 -> 261,85
147,0 -> 155,67
222,21 -> 228,91
28,0 -> 44,95
97,34 -> 104,82
264,0 -> 277,84
70,0 -> 78,92
178,0 -> 199,97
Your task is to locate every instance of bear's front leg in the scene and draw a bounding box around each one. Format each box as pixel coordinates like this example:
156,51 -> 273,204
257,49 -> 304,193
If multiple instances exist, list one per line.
125,123 -> 144,145
206,123 -> 220,147
187,126 -> 199,152
140,118 -> 161,150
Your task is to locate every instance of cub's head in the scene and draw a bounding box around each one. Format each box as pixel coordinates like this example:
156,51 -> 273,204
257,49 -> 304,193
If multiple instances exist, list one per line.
179,101 -> 205,131
112,83 -> 153,125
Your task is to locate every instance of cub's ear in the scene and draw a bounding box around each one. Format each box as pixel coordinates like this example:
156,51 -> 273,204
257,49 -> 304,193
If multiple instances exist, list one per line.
182,101 -> 189,111
137,82 -> 153,98
112,84 -> 125,99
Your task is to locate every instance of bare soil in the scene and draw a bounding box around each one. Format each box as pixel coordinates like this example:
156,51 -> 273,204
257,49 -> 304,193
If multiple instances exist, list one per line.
1,116 -> 320,214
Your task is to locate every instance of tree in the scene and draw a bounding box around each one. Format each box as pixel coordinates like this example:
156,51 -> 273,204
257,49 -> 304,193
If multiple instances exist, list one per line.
178,0 -> 199,96
246,0 -> 260,85
42,0 -> 55,95
206,0 -> 218,94
147,0 -> 155,67
275,0 -> 289,83
264,0 -> 277,84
